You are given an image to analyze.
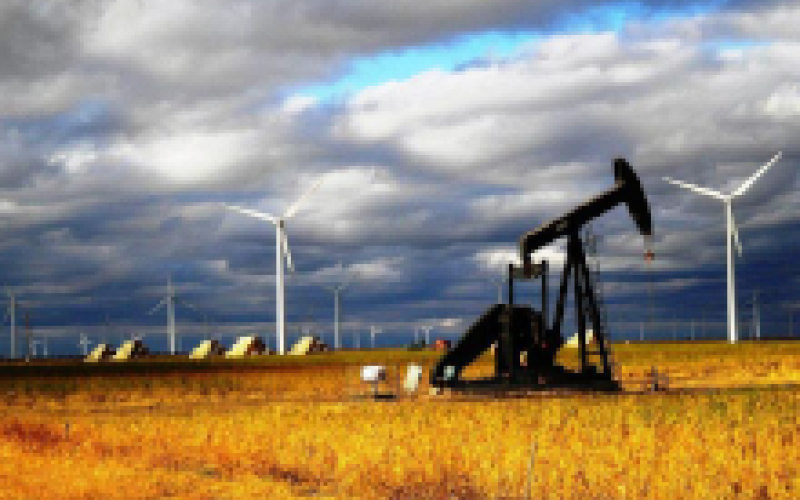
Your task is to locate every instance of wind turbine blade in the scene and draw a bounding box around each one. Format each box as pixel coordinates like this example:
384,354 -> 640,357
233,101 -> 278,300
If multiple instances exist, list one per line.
732,151 -> 782,197
176,297 -> 199,311
731,212 -> 742,257
147,298 -> 168,316
663,177 -> 726,200
283,176 -> 326,219
340,270 -> 359,291
281,230 -> 294,272
221,204 -> 279,225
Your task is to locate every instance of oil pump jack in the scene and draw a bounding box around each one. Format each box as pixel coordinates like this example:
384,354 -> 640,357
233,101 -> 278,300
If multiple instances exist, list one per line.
431,158 -> 653,392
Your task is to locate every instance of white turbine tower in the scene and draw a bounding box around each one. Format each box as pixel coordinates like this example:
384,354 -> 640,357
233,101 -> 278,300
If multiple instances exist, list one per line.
40,335 -> 48,358
418,325 -> 433,347
148,276 -> 199,355
4,289 -> 17,359
664,151 -> 782,344
322,263 -> 358,351
222,176 -> 326,355
78,333 -> 92,356
41,334 -> 49,358
31,339 -> 42,358
488,273 -> 508,304
370,325 -> 381,349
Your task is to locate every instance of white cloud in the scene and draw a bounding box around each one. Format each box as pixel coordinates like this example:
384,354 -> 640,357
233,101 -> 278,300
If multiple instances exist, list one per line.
762,84 -> 800,118
473,244 -> 568,271
351,256 -> 406,282
109,129 -> 263,185
0,200 -> 19,214
49,143 -> 99,175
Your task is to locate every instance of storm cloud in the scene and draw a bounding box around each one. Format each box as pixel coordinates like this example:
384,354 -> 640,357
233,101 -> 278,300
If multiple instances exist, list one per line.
1,0 -> 798,354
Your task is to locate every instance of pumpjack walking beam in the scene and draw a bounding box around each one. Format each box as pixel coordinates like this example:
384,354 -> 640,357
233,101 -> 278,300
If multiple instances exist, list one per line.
521,159 -> 651,271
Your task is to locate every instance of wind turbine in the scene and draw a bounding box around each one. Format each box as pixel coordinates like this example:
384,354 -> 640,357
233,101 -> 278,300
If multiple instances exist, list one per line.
487,273 -> 508,304
37,334 -> 49,358
4,289 -> 17,359
147,276 -> 199,355
664,151 -> 782,344
421,325 -> 433,346
31,339 -> 42,358
370,325 -> 381,349
322,263 -> 358,351
222,175 -> 326,355
24,310 -> 31,362
78,333 -> 92,356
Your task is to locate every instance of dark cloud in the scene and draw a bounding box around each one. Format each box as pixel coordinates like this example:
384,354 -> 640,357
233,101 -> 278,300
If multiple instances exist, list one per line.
1,1 -> 799,354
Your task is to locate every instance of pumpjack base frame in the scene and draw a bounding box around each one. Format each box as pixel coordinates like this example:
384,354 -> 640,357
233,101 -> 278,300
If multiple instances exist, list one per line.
434,364 -> 622,394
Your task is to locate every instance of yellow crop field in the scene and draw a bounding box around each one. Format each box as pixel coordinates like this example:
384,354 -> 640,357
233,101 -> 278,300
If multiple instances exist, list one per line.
0,341 -> 798,499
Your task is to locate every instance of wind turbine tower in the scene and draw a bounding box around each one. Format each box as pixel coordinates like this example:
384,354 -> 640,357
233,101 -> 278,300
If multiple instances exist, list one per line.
31,339 -> 41,358
78,333 -> 92,356
4,289 -> 16,359
752,290 -> 761,340
420,325 -> 433,346
25,311 -> 31,363
322,264 -> 358,351
222,175 -> 326,355
148,276 -> 200,355
370,325 -> 381,349
488,274 -> 508,304
664,152 -> 782,344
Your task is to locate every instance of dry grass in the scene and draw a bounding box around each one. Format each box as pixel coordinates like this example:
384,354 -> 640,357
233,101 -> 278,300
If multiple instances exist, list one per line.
0,341 -> 799,498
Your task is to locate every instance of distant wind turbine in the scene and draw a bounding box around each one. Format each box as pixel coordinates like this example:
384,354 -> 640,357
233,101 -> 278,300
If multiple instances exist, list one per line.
421,325 -> 433,346
370,325 -> 381,349
147,276 -> 200,355
24,310 -> 31,362
664,151 -> 782,344
222,175 -> 326,355
322,263 -> 358,351
78,333 -> 92,356
487,273 -> 508,304
4,289 -> 17,359
39,334 -> 49,358
31,339 -> 42,358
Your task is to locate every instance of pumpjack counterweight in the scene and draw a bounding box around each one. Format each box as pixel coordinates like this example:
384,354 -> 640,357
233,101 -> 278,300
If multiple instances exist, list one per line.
431,158 -> 653,392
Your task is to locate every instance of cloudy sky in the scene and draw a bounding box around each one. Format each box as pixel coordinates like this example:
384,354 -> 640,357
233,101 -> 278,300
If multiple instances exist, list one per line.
1,0 -> 798,356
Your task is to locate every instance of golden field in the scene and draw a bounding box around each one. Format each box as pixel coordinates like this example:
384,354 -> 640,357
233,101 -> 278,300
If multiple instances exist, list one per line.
0,341 -> 799,499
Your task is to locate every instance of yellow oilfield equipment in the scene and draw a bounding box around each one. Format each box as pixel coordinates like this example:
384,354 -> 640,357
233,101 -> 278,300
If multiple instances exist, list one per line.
225,336 -> 268,358
84,344 -> 114,362
112,339 -> 150,360
189,339 -> 226,359
289,336 -> 329,355
565,329 -> 596,348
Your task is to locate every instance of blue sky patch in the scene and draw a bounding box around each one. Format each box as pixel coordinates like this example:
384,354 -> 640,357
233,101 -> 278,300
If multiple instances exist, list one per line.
292,1 -> 728,104
297,31 -> 536,103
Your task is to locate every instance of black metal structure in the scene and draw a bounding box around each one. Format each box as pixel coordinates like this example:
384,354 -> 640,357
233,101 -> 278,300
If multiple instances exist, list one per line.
431,158 -> 652,392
